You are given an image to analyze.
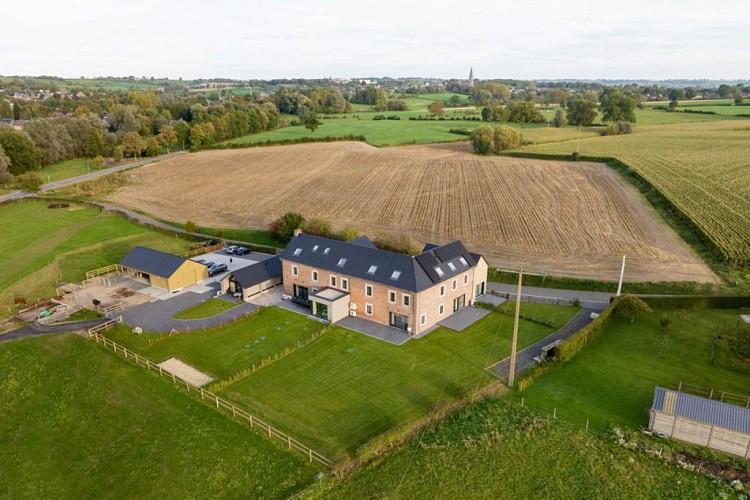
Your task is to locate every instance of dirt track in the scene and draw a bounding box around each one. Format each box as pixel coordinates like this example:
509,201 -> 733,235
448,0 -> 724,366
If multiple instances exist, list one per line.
109,142 -> 717,283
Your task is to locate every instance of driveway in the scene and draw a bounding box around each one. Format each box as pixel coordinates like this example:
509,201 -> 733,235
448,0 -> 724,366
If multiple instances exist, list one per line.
0,318 -> 109,343
121,283 -> 258,332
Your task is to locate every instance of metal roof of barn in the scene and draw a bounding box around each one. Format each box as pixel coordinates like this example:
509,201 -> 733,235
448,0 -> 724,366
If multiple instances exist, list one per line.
652,387 -> 750,435
119,246 -> 188,279
279,233 -> 482,293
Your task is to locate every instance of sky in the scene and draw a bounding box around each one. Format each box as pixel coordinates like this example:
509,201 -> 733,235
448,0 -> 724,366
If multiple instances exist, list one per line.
2,0 -> 748,81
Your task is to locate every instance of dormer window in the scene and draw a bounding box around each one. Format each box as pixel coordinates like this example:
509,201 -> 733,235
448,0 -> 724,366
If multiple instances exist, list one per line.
390,270 -> 401,280
434,266 -> 444,277
368,265 -> 378,275
337,258 -> 347,267
459,256 -> 469,267
293,248 -> 302,256
312,245 -> 319,252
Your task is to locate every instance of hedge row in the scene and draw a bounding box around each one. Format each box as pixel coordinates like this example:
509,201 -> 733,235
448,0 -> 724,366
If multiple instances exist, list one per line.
203,134 -> 368,151
554,300 -> 619,362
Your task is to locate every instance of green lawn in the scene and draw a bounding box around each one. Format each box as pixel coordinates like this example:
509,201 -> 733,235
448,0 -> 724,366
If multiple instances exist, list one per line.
38,158 -> 97,183
496,300 -> 581,329
0,333 -> 318,498
104,307 -> 324,379
172,298 -> 237,319
159,219 -> 283,248
220,311 -> 562,458
0,200 -> 194,306
519,309 -> 750,431
315,399 -> 724,498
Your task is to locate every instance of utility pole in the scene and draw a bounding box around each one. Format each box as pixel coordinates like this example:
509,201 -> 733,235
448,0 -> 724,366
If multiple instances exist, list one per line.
508,268 -> 523,387
616,255 -> 626,296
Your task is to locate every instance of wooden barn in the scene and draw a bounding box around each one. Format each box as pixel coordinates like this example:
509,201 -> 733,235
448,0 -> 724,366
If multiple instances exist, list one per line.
120,246 -> 208,292
649,386 -> 750,458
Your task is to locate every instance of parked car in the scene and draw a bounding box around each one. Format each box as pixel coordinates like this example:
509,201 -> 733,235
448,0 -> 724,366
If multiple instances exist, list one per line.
203,261 -> 215,269
195,259 -> 208,266
208,263 -> 228,276
225,245 -> 239,254
234,246 -> 251,255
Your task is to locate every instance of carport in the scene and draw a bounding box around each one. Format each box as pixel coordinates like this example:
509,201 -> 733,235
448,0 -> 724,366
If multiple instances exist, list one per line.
120,246 -> 208,292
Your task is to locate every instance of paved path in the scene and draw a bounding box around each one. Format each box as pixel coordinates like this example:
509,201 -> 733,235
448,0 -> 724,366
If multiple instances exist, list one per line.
121,285 -> 258,332
487,307 -> 601,382
0,151 -> 187,204
0,318 -> 109,342
487,282 -> 613,309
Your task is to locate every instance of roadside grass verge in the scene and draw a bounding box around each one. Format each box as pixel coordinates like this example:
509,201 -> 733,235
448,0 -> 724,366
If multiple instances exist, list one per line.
172,298 -> 238,319
104,307 -> 324,380
0,333 -> 318,498
220,311 -> 558,458
517,309 -> 750,431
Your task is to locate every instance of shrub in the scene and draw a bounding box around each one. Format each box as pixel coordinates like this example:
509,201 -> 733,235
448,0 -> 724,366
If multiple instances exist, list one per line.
615,294 -> 652,323
269,212 -> 306,243
184,220 -> 197,233
469,125 -> 522,155
15,172 -> 44,192
305,217 -> 332,238
338,227 -> 360,241
373,232 -> 421,255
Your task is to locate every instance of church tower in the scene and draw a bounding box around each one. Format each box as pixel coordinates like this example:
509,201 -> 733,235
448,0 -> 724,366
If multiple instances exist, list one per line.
468,67 -> 475,88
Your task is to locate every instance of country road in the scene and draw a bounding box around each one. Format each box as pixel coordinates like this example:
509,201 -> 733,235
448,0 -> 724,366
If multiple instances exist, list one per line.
0,151 -> 187,204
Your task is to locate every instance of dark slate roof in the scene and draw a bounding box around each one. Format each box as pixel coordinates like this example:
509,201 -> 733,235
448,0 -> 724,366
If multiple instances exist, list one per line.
231,256 -> 282,288
120,246 -> 188,279
652,387 -> 750,435
348,235 -> 378,249
279,234 -> 482,293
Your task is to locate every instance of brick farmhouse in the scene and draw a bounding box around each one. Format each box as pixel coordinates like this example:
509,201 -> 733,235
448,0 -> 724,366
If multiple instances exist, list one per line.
278,233 -> 488,335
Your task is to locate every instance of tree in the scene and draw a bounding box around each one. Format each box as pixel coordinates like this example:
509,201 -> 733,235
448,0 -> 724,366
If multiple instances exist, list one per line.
427,101 -> 445,117
269,212 -> 306,243
551,109 -> 566,128
303,111 -> 322,134
338,227 -> 360,241
668,99 -> 678,112
0,145 -> 12,184
146,137 -> 160,157
566,96 -> 598,126
481,107 -> 492,122
173,121 -> 191,150
0,100 -> 12,119
184,220 -> 197,233
158,125 -> 178,153
305,218 -> 332,237
93,156 -> 105,169
13,101 -> 22,120
15,172 -> 44,192
615,294 -> 652,324
122,131 -> 145,160
469,126 -> 494,155
507,101 -> 543,127
470,125 -> 522,155
0,127 -> 42,174
734,90 -> 744,105
600,90 -> 637,123
83,128 -> 106,157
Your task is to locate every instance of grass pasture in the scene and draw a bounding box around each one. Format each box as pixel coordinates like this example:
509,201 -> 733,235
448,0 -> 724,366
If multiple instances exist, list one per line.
316,399 -> 724,498
516,119 -> 750,267
104,307 -> 324,380
172,297 -> 237,319
0,333 -> 317,498
220,311 -> 563,458
0,200 -> 193,308
518,309 -> 750,432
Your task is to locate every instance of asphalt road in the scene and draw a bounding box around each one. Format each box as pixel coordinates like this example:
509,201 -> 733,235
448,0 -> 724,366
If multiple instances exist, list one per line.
0,318 -> 108,343
487,282 -> 613,309
0,151 -> 187,204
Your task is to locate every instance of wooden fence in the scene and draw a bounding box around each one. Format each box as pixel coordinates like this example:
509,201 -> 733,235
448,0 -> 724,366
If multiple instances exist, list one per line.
87,315 -> 123,336
86,263 -> 124,280
96,294 -> 151,316
87,331 -> 332,468
678,381 -> 750,408
178,243 -> 224,259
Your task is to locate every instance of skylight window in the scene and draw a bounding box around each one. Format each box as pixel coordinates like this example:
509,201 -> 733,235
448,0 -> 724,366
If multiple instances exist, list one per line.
368,265 -> 378,275
323,248 -> 330,255
337,258 -> 347,267
434,266 -> 444,277
312,245 -> 319,252
390,270 -> 401,280
293,248 -> 302,256
447,262 -> 456,272
459,256 -> 469,267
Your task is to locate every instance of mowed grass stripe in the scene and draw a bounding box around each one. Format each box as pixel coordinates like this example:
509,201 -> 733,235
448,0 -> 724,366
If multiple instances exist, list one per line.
221,312 -> 558,457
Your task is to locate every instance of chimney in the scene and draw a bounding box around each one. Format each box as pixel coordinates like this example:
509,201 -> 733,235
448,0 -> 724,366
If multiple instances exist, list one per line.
293,228 -> 302,237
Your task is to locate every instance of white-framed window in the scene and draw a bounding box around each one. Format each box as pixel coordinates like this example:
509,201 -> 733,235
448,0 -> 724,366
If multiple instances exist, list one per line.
439,285 -> 445,297
420,313 -> 426,326
463,274 -> 469,285
403,294 -> 410,307
330,275 -> 337,288
452,279 -> 457,291
365,303 -> 373,315
365,284 -> 373,297
291,265 -> 298,276
342,278 -> 349,291
312,270 -> 319,282
439,304 -> 445,316
388,290 -> 396,303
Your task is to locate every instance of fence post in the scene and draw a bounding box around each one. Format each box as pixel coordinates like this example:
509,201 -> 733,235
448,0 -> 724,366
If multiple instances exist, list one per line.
200,388 -> 204,399
586,420 -> 589,431
521,397 -> 524,408
215,395 -> 219,408
172,372 -> 176,383
309,449 -> 313,462
288,436 -> 291,450
553,408 -> 557,419
249,415 -> 253,427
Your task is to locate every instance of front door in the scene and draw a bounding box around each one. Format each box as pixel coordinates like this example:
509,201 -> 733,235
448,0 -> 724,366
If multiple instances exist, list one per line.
389,312 -> 409,331
453,294 -> 465,312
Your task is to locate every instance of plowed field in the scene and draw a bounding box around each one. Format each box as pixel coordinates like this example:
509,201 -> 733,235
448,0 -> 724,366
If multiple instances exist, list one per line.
110,142 -> 716,282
